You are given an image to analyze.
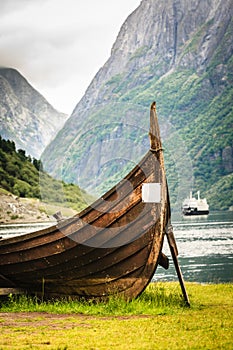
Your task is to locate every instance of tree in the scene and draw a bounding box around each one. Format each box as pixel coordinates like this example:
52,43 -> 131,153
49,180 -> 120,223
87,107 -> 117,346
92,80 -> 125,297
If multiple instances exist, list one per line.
33,158 -> 44,172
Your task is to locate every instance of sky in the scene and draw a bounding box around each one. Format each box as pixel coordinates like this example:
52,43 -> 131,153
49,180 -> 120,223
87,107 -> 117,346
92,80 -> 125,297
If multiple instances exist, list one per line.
0,0 -> 141,114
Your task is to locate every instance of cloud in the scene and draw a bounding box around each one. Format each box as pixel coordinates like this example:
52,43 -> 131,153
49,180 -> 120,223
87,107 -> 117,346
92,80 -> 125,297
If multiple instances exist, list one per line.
0,0 -> 32,15
0,0 -> 141,113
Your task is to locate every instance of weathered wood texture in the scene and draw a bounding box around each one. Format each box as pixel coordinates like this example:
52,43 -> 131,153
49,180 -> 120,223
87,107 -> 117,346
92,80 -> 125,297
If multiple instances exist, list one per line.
0,103 -> 169,300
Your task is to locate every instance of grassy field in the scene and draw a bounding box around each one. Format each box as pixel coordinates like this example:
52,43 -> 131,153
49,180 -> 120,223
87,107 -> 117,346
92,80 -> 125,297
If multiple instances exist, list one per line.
0,282 -> 232,349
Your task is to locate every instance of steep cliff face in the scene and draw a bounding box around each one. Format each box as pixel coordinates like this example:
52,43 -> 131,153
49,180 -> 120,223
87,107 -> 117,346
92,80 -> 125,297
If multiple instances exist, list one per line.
74,0 -> 232,109
0,68 -> 67,158
42,0 -> 233,209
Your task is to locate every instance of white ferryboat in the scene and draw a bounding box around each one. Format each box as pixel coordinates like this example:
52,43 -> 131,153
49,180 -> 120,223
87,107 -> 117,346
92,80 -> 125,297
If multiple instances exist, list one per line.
182,191 -> 209,216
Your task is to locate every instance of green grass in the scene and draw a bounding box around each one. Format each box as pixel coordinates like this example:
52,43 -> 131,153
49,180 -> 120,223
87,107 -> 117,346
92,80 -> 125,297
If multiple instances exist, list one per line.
0,282 -> 232,349
0,283 -> 186,316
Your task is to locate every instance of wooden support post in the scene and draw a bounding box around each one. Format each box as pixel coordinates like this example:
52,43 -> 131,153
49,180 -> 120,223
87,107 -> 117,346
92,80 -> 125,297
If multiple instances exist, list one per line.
166,222 -> 190,306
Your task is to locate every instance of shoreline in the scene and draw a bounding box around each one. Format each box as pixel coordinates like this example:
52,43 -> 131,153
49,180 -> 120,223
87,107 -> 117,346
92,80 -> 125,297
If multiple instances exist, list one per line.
0,191 -> 76,224
0,192 -> 50,224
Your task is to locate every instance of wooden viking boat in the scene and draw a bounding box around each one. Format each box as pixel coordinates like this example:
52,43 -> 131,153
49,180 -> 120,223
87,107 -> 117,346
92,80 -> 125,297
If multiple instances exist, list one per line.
0,102 -> 189,304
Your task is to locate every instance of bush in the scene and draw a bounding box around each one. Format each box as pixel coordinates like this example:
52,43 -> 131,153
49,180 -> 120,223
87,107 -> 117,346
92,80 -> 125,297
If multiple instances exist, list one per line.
13,179 -> 32,197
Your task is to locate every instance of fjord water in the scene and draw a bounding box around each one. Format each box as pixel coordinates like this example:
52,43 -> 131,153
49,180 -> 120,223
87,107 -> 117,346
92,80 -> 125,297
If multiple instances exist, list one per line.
156,211 -> 233,283
0,211 -> 232,283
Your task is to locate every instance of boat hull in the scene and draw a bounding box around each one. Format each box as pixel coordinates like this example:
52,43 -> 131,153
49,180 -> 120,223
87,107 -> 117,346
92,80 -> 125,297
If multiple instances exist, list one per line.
182,191 -> 209,216
182,209 -> 209,216
0,150 -> 168,300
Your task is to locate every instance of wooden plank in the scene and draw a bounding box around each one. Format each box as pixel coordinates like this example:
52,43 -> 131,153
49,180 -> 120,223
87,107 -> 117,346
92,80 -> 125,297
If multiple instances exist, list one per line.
0,288 -> 25,296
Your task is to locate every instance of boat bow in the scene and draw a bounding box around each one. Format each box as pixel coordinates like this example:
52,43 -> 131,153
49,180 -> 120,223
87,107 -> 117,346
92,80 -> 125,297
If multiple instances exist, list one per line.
0,102 -> 189,304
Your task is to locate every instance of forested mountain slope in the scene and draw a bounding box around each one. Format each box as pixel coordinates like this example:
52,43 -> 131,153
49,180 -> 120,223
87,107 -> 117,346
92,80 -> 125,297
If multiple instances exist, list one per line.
0,136 -> 92,215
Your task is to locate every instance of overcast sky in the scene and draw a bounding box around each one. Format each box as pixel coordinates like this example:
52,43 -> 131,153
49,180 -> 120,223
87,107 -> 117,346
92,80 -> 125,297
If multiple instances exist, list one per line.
0,0 -> 141,114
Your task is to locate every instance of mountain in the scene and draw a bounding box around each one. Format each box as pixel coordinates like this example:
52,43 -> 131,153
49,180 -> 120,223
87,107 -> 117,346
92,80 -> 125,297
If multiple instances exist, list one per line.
0,67 -> 68,158
42,0 -> 233,211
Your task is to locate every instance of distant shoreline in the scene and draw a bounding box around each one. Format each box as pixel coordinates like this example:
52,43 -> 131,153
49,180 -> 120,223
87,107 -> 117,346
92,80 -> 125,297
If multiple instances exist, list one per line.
0,191 -> 76,224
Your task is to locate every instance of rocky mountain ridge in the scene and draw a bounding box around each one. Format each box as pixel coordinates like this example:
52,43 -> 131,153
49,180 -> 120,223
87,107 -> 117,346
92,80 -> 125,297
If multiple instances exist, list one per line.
42,0 -> 233,210
73,0 -> 232,110
0,67 -> 68,158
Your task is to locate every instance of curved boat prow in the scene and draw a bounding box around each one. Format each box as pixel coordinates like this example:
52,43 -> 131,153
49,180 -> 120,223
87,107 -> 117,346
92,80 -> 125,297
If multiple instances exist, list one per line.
149,101 -> 162,152
150,102 -> 190,306
0,102 -> 189,305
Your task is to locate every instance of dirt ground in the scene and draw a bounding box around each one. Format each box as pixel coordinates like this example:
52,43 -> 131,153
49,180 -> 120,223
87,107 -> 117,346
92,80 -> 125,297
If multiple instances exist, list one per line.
0,312 -> 150,327
0,312 -> 93,329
